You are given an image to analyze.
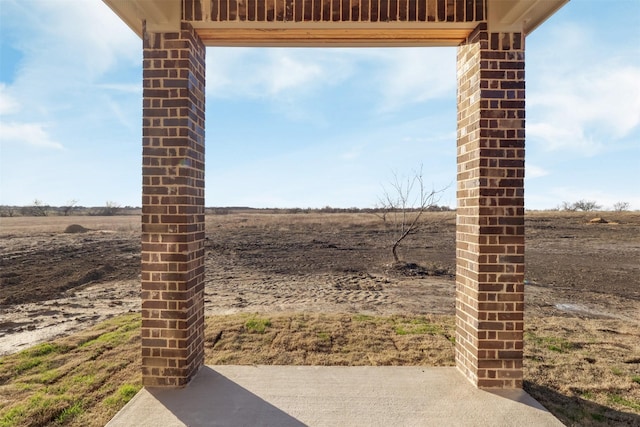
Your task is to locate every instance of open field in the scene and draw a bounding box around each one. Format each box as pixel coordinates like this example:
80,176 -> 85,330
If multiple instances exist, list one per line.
1,211 -> 639,425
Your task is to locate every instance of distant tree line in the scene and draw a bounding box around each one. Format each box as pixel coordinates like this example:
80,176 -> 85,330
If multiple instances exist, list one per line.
205,205 -> 453,216
559,200 -> 631,212
0,200 -> 139,217
2,203 -> 454,218
3,199 -> 633,218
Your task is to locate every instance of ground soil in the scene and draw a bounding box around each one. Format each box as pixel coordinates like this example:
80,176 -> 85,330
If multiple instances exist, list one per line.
1,211 -> 639,425
1,211 -> 638,355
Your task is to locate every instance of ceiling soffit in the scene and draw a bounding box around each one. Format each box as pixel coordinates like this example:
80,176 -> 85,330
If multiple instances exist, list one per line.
103,0 -> 569,47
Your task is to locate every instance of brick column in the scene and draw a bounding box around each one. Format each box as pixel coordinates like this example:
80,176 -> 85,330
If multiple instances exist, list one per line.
455,23 -> 525,388
141,22 -> 206,387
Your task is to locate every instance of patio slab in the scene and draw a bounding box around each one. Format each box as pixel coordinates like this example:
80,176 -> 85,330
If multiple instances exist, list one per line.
106,366 -> 563,426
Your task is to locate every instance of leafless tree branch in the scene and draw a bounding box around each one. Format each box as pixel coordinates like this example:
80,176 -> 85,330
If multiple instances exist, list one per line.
376,165 -> 447,263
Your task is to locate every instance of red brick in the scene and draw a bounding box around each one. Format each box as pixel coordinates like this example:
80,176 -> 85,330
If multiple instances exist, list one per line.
456,23 -> 524,390
141,22 -> 205,388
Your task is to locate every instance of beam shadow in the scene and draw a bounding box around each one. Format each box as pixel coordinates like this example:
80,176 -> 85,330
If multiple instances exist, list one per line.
148,366 -> 306,426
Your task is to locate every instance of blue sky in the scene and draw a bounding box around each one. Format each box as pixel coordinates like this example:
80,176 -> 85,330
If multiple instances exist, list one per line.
0,0 -> 638,210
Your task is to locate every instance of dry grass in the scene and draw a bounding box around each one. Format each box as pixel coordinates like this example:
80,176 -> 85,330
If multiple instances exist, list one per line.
524,317 -> 640,425
204,313 -> 456,366
0,312 -> 454,427
0,216 -> 140,236
205,211 -> 457,232
1,312 -> 639,426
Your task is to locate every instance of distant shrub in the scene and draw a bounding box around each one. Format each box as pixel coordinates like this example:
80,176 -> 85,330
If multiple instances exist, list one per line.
0,206 -> 16,217
561,200 -> 601,212
20,199 -> 50,216
612,201 -> 630,212
90,201 -> 121,216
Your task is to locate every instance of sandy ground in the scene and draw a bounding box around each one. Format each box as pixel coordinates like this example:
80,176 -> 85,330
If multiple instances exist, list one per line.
1,211 -> 639,356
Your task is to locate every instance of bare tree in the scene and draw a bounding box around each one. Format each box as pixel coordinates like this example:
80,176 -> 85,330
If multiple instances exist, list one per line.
0,206 -> 16,217
612,201 -> 630,212
30,199 -> 49,216
572,200 -> 601,212
561,200 -> 601,212
101,201 -> 121,216
377,166 -> 445,263
61,199 -> 78,216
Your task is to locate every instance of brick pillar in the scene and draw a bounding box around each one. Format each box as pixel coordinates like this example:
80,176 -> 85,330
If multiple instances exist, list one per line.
141,22 -> 206,387
455,23 -> 525,389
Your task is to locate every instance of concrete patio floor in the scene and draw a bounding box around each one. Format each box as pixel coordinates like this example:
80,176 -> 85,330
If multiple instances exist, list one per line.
106,366 -> 563,427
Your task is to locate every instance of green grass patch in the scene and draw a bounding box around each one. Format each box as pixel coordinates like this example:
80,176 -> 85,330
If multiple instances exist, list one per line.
353,314 -> 375,322
581,391 -> 595,400
36,368 -> 62,384
104,384 -> 141,407
244,316 -> 271,334
316,332 -> 331,342
0,392 -> 74,427
13,357 -> 43,375
71,373 -> 96,386
608,394 -> 640,411
79,318 -> 140,349
80,330 -> 126,348
632,376 -> 640,385
525,332 -> 576,353
24,343 -> 70,358
56,401 -> 84,424
0,404 -> 25,427
0,313 -> 142,427
394,317 -> 444,336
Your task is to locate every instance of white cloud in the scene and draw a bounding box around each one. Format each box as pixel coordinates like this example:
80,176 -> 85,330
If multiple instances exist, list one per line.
525,164 -> 550,179
0,84 -> 62,149
31,1 -> 139,76
265,52 -> 324,95
528,22 -> 640,156
207,48 -> 354,99
0,84 -> 20,115
206,47 -> 456,114
372,48 -> 456,112
528,64 -> 640,153
340,144 -> 365,160
97,84 -> 141,94
1,1 -> 140,117
0,0 -> 142,205
0,122 -> 63,150
0,1 -> 140,149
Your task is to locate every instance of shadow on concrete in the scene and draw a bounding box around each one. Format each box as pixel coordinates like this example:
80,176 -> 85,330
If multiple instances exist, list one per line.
108,366 -> 566,426
147,366 -> 306,427
488,388 -> 555,412
525,381 -> 640,426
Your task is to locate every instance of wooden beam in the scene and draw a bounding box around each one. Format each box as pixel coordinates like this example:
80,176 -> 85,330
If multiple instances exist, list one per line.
195,27 -> 473,46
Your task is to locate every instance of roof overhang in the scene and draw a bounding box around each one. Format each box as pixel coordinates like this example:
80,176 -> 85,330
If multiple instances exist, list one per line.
103,0 -> 569,47
488,0 -> 569,34
103,0 -> 181,34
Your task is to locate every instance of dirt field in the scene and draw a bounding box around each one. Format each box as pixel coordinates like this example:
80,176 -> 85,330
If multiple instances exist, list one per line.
1,211 -> 639,424
1,211 -> 639,354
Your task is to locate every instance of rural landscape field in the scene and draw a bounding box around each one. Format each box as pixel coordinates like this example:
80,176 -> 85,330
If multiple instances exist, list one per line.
1,210 -> 639,426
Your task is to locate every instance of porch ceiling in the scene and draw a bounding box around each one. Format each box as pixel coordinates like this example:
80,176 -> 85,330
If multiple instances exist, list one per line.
103,0 -> 568,47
